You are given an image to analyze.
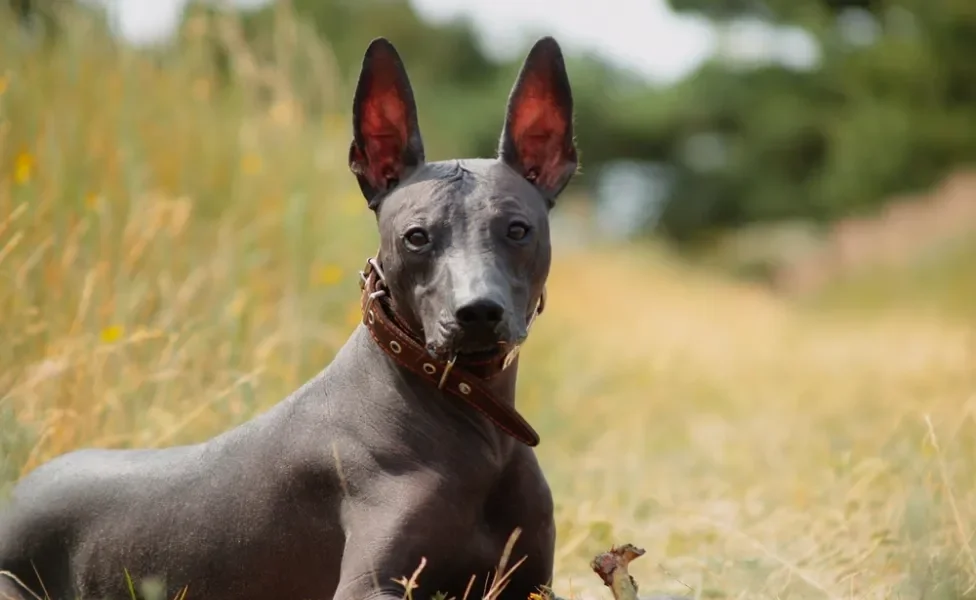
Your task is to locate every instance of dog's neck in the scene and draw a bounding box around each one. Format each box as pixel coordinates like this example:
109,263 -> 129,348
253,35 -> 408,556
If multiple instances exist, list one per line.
355,258 -> 540,446
380,319 -> 522,410
342,324 -> 523,455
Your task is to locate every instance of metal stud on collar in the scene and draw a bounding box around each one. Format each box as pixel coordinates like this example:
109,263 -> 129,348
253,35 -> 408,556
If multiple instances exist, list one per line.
366,257 -> 386,284
362,291 -> 385,325
359,255 -> 387,291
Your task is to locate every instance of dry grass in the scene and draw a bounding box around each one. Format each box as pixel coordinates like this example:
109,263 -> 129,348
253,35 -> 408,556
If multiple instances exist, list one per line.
534,249 -> 975,599
2,7 -> 976,600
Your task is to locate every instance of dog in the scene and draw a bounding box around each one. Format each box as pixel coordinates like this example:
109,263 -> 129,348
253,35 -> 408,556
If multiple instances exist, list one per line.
0,35 -> 578,600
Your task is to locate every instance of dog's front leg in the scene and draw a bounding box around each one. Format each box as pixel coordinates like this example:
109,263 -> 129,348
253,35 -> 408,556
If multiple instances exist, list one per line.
331,490 -> 474,600
332,537 -> 446,600
0,579 -> 29,600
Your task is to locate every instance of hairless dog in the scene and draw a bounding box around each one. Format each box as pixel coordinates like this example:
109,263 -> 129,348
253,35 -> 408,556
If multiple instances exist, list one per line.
0,36 -> 577,600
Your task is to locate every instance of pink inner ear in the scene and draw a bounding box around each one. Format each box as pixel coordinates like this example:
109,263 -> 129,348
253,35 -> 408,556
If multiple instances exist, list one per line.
509,76 -> 570,190
360,82 -> 409,188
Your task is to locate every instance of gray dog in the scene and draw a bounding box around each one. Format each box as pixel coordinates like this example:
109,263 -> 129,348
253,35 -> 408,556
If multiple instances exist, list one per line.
0,36 -> 578,600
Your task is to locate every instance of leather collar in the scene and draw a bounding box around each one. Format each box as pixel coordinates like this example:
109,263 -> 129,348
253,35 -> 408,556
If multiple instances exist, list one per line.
358,257 -> 543,447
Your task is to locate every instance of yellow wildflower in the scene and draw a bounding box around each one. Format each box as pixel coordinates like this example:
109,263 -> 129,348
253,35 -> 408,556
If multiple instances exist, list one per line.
317,264 -> 343,286
240,153 -> 262,176
84,192 -> 101,210
13,151 -> 33,185
100,324 -> 125,344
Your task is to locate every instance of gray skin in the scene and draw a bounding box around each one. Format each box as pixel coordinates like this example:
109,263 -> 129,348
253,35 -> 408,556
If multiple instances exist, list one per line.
0,37 -> 578,600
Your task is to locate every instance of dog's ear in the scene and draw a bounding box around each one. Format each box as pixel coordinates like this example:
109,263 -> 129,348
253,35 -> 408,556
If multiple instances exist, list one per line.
499,37 -> 578,206
349,38 -> 425,209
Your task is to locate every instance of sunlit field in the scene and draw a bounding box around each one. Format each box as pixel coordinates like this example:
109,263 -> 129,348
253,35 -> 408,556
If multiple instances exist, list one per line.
2,8 -> 975,600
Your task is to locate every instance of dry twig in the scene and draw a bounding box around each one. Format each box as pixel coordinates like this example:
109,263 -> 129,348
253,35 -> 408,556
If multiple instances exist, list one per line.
590,544 -> 690,600
590,544 -> 646,600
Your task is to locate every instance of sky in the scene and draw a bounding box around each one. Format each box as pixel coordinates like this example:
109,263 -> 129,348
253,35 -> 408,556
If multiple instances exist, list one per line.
102,0 -> 818,85
409,0 -> 717,83
101,0 -> 715,84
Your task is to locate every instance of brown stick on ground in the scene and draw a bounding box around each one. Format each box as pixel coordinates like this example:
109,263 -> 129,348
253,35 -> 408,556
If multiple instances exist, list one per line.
590,544 -> 646,600
590,544 -> 690,600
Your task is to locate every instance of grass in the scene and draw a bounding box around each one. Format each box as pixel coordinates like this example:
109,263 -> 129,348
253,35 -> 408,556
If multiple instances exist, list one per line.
807,233 -> 976,321
2,6 -> 976,600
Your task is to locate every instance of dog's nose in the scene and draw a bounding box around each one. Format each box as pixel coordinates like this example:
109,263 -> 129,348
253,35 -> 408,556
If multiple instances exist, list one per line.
455,298 -> 505,327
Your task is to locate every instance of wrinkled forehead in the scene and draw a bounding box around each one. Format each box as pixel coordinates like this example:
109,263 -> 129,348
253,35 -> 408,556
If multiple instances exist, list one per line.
377,160 -> 547,230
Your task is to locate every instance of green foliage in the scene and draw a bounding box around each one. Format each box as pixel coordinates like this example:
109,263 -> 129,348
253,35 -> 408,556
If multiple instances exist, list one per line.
226,0 -> 514,161
19,0 -> 976,241
212,0 -> 976,241
656,0 -> 976,239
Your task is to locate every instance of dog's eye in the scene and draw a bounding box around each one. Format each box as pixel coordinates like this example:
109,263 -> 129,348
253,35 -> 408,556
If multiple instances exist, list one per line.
507,222 -> 530,241
404,228 -> 430,249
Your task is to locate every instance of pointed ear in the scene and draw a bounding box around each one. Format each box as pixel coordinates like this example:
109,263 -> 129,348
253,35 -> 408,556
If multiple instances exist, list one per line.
499,37 -> 578,206
349,38 -> 425,209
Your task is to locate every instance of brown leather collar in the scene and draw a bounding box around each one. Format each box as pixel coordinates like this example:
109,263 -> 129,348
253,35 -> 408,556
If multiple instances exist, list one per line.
358,257 -> 543,447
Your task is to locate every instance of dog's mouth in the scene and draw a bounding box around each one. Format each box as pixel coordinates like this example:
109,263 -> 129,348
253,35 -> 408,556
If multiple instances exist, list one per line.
425,326 -> 526,363
457,342 -> 509,361
426,338 -> 510,362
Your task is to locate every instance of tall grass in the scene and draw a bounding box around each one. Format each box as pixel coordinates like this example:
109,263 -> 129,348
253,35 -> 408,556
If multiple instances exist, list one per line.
0,5 -> 373,481
2,6 -> 976,600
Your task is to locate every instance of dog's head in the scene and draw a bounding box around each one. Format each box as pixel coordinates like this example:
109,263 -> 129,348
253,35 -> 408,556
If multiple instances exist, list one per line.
349,36 -> 577,361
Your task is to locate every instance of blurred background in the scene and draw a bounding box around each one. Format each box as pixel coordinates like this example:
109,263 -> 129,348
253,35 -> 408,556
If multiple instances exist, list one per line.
1,1 -> 974,598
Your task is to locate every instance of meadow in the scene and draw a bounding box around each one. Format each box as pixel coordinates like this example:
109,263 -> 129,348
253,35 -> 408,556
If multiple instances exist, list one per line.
2,8 -> 975,600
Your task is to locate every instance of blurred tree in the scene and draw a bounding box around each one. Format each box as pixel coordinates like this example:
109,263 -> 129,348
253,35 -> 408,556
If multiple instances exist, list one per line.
212,0 -> 516,158
655,0 -> 976,239
4,0 -> 74,42
169,0 -> 976,241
